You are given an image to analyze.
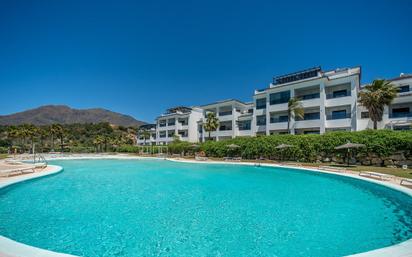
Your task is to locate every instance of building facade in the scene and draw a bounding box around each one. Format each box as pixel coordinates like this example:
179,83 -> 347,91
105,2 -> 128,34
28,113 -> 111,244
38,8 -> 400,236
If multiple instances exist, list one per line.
136,67 -> 411,145
357,74 -> 412,131
253,66 -> 360,135
155,106 -> 203,145
197,99 -> 254,142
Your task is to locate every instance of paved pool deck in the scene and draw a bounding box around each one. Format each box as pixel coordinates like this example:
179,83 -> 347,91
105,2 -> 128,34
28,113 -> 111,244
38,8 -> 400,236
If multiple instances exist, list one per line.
0,154 -> 411,257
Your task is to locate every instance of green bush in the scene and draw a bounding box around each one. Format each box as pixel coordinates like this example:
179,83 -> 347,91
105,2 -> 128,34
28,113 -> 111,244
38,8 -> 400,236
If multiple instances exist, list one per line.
116,145 -> 141,153
199,130 -> 412,161
168,140 -> 192,154
0,146 -> 8,154
69,146 -> 96,153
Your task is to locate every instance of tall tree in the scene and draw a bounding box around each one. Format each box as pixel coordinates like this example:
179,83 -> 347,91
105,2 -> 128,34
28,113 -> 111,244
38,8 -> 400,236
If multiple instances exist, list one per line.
50,124 -> 61,151
203,112 -> 219,141
287,98 -> 304,134
358,79 -> 397,129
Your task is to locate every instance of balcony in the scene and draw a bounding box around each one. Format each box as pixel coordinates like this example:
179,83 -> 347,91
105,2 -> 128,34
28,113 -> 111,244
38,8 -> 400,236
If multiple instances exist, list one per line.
326,113 -> 351,120
326,91 -> 351,99
389,112 -> 412,118
296,112 -> 320,121
270,116 -> 288,123
219,110 -> 232,116
298,92 -> 320,100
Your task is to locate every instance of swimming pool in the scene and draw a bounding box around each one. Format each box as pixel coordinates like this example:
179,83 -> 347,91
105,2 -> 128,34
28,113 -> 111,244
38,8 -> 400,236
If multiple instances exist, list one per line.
1,159 -> 411,257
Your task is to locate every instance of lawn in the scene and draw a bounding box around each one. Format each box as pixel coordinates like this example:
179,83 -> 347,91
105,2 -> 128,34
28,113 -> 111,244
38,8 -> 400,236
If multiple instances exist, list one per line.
0,154 -> 9,159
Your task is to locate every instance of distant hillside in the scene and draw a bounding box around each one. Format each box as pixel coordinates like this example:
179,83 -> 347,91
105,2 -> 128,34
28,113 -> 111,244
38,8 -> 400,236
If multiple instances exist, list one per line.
0,105 -> 146,127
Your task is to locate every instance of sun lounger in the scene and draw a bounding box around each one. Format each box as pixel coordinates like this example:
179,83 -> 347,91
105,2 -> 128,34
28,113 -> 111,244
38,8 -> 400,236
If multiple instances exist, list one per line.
4,160 -> 24,165
359,171 -> 395,181
195,156 -> 208,161
232,157 -> 242,162
0,167 -> 35,177
400,178 -> 412,186
223,157 -> 233,161
319,166 -> 347,172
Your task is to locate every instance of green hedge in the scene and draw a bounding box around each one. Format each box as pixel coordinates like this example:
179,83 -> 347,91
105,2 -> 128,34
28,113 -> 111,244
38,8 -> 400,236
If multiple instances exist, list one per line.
199,130 -> 412,161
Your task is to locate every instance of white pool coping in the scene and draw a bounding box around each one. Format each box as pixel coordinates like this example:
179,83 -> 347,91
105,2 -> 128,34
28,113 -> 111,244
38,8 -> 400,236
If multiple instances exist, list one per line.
0,165 -> 76,257
0,156 -> 411,257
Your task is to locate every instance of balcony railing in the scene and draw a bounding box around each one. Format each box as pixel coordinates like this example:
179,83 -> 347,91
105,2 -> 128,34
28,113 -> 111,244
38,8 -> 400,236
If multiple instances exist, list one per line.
297,93 -> 320,101
326,91 -> 351,99
389,112 -> 412,118
219,127 -> 233,131
326,113 -> 351,120
296,113 -> 320,121
159,123 -> 166,127
219,111 -> 232,116
270,116 -> 288,123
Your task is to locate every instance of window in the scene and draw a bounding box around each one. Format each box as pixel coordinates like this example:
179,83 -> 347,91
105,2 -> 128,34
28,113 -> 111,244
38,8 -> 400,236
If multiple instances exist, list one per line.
219,110 -> 232,116
256,115 -> 266,126
399,85 -> 410,93
159,131 -> 166,138
178,130 -> 188,137
167,118 -> 175,126
159,120 -> 166,127
304,130 -> 320,134
270,115 -> 288,123
238,120 -> 251,130
219,121 -> 232,131
300,92 -> 320,100
256,98 -> 266,109
332,90 -> 348,98
331,110 -> 348,120
270,91 -> 290,105
178,118 -> 188,126
167,130 -> 175,137
391,107 -> 410,118
297,112 -> 320,121
361,112 -> 369,119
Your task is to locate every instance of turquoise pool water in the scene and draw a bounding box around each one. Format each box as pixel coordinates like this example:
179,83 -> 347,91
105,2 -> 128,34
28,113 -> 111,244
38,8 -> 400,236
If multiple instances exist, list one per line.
1,159 -> 412,257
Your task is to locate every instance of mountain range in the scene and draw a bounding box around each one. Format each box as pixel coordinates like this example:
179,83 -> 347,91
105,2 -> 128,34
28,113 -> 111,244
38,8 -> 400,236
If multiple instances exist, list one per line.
0,105 -> 146,127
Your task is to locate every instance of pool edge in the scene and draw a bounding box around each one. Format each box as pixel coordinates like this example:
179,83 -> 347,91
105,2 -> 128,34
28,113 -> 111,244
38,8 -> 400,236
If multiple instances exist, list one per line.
1,156 -> 412,257
167,158 -> 412,257
0,165 -> 77,257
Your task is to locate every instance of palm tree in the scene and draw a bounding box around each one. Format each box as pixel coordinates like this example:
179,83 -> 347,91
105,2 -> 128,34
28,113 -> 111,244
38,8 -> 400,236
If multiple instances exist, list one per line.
358,79 -> 398,129
51,124 -> 65,152
93,135 -> 104,152
25,124 -> 39,154
50,124 -> 61,151
203,112 -> 219,141
287,98 -> 304,134
17,125 -> 30,152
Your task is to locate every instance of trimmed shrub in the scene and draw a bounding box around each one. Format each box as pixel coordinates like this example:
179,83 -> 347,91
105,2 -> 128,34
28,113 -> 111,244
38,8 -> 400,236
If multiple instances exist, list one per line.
199,130 -> 412,163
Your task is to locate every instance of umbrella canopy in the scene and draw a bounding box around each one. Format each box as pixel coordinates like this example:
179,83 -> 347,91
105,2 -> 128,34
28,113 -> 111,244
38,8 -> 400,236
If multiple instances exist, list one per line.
226,144 -> 240,149
334,142 -> 365,150
275,144 -> 293,149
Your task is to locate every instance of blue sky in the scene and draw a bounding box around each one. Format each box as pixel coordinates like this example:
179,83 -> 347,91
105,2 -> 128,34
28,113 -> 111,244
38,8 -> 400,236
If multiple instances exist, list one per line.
0,0 -> 411,123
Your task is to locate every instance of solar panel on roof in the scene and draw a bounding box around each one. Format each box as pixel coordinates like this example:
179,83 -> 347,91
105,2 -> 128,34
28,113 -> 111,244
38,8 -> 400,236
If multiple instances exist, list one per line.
273,67 -> 321,85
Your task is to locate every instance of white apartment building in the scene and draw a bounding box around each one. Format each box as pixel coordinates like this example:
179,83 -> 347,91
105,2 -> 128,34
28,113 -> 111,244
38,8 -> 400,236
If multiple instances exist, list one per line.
357,74 -> 412,130
155,106 -> 203,145
253,66 -> 360,135
140,66 -> 410,145
136,124 -> 156,145
197,99 -> 254,142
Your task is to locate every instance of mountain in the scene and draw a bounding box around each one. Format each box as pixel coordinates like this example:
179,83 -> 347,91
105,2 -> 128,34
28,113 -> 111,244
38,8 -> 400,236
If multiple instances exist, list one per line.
0,105 -> 146,127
